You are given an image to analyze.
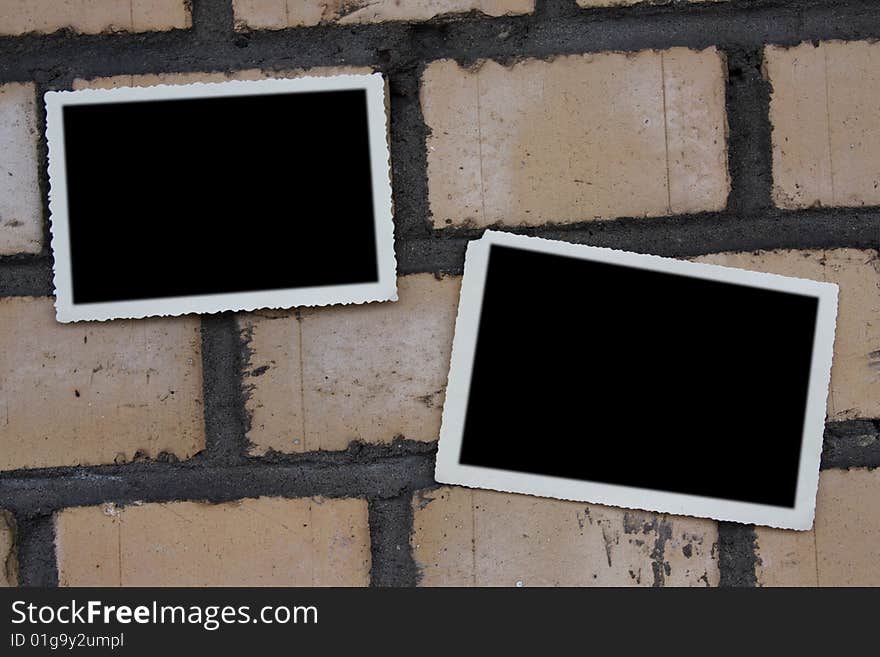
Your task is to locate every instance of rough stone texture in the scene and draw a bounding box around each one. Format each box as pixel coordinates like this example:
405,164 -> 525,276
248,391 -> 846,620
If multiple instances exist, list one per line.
422,49 -> 728,227
72,66 -> 375,91
0,297 -> 204,470
756,468 -> 880,586
233,0 -> 534,30
0,0 -> 191,36
412,487 -> 719,586
239,274 -> 461,454
0,82 -> 41,255
694,249 -> 880,421
577,0 -> 725,5
0,511 -> 16,587
56,497 -> 371,586
766,41 -> 880,209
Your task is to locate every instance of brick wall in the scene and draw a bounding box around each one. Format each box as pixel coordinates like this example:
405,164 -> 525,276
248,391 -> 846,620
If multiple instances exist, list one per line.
1,0 -> 878,587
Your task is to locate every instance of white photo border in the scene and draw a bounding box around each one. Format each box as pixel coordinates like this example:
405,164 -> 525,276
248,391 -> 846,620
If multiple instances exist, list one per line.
435,230 -> 839,530
45,74 -> 397,322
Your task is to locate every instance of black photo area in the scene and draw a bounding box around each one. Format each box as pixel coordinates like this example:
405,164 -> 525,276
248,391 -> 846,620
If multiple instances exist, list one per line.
61,89 -> 379,303
459,245 -> 820,508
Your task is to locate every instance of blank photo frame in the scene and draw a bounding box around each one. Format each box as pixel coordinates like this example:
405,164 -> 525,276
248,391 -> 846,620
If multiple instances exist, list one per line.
436,231 -> 838,530
45,74 -> 396,322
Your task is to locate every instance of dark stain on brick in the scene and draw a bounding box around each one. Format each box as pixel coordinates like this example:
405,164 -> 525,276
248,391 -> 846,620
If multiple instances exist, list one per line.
414,388 -> 444,408
623,511 -> 651,535
414,488 -> 440,511
868,350 -> 880,376
649,516 -> 674,587
250,364 -> 270,377
601,525 -> 613,567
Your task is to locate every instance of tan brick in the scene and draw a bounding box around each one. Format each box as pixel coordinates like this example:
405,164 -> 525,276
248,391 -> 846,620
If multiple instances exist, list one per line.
56,497 -> 370,586
0,297 -> 204,470
766,40 -> 880,208
755,525 -> 818,586
412,487 -> 718,586
0,82 -> 41,255
72,66 -> 375,91
694,249 -> 880,421
233,0 -> 533,29
0,511 -> 16,587
814,468 -> 880,585
422,49 -> 728,228
0,0 -> 190,36
662,48 -> 730,214
239,274 -> 460,454
756,468 -> 880,586
131,0 -> 191,32
232,0 -> 287,31
239,309 -> 303,454
764,43 -> 831,209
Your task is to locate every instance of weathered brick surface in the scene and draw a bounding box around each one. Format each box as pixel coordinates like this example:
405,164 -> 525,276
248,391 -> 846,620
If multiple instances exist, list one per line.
240,274 -> 461,454
0,82 -> 41,255
56,497 -> 370,586
0,511 -> 15,587
755,524 -> 818,586
756,468 -> 880,586
694,249 -> 880,421
0,297 -> 204,470
766,41 -> 880,209
72,66 -> 374,91
422,49 -> 729,228
233,0 -> 534,30
0,0 -> 191,36
412,487 -> 718,586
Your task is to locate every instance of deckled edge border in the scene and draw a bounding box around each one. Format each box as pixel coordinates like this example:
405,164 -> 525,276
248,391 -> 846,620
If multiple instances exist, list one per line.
45,73 -> 398,322
435,230 -> 839,531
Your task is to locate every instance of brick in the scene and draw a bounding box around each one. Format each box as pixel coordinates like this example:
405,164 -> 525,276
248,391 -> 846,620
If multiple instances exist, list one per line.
0,82 -> 41,255
72,66 -> 375,91
662,48 -> 730,214
239,274 -> 460,454
422,49 -> 728,228
0,511 -> 16,587
814,468 -> 880,586
131,0 -> 191,33
694,249 -> 880,420
56,497 -> 370,586
755,525 -> 818,586
231,0 -> 287,31
412,487 -> 718,586
766,40 -> 880,208
756,468 -> 880,586
233,0 -> 534,30
0,0 -> 190,36
0,297 -> 204,470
